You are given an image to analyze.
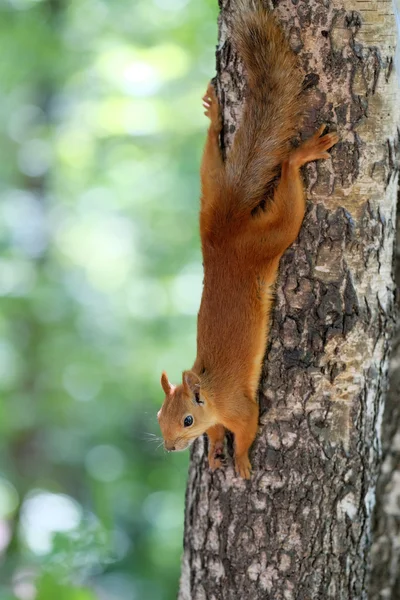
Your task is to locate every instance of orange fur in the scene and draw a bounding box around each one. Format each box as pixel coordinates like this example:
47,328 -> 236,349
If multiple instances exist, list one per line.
157,4 -> 338,478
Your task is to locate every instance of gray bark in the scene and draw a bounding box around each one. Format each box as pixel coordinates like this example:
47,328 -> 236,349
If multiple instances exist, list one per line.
370,189 -> 400,599
179,1 -> 400,599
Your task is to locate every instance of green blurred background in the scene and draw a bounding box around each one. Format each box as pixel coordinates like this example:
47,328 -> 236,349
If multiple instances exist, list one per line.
0,0 -> 218,598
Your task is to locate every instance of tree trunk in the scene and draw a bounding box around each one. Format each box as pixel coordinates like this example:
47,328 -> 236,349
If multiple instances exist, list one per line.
179,1 -> 400,599
370,188 -> 400,599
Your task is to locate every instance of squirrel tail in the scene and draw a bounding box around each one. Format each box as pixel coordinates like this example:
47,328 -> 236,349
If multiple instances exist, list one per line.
222,1 -> 305,216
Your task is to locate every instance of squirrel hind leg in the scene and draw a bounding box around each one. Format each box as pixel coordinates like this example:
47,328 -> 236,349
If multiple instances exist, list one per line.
290,125 -> 339,168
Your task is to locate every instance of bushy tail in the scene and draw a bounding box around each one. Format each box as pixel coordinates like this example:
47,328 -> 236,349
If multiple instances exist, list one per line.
222,1 -> 304,215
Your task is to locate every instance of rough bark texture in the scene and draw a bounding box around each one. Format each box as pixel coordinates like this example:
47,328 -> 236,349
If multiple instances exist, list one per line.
370,188 -> 400,600
179,1 -> 400,599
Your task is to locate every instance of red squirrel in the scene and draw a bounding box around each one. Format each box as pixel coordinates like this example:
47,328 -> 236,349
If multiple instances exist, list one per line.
157,3 -> 338,478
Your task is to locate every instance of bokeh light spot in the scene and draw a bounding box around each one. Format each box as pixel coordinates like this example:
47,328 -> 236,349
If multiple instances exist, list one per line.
85,445 -> 126,482
0,478 -> 19,519
20,491 -> 82,555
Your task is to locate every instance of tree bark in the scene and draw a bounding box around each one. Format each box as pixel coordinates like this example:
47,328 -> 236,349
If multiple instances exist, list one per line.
179,1 -> 400,599
370,188 -> 400,599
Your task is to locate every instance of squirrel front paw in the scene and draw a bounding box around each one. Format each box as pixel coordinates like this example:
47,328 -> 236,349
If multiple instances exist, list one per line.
202,82 -> 222,134
208,441 -> 225,471
235,453 -> 252,479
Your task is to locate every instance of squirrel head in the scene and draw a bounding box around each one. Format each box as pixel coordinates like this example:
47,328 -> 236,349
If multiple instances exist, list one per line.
157,370 -> 211,452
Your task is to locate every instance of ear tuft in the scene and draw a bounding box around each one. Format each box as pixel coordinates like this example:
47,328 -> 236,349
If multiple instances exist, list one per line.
182,370 -> 201,393
160,371 -> 172,395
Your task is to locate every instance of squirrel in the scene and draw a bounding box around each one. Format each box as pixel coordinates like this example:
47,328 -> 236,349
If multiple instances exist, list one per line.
157,2 -> 338,478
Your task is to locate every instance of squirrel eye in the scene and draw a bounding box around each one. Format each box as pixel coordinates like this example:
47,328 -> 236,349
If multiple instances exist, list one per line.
184,415 -> 194,427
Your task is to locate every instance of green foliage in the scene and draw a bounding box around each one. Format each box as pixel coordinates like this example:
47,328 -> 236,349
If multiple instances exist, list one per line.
0,0 -> 218,597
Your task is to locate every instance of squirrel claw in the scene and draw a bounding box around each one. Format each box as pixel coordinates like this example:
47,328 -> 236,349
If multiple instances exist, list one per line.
235,454 -> 252,479
315,123 -> 327,137
203,81 -> 222,134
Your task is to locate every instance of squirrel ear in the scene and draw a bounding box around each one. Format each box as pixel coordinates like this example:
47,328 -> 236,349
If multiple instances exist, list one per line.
160,372 -> 173,395
182,370 -> 200,393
